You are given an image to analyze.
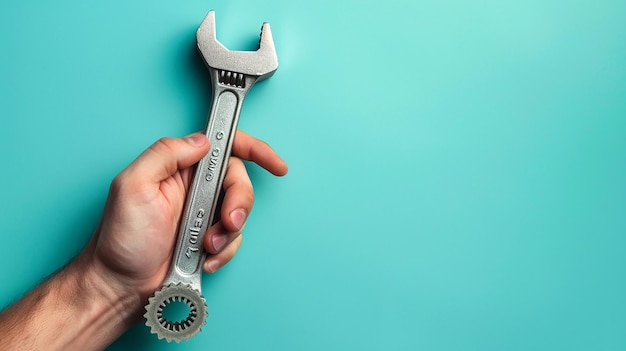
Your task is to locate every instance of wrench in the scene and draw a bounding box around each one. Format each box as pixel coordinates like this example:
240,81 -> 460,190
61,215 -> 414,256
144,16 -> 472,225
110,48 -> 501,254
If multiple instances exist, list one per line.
144,10 -> 278,343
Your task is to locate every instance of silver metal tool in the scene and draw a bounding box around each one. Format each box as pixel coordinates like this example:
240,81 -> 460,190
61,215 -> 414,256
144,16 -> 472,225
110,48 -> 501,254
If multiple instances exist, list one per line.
144,10 -> 278,343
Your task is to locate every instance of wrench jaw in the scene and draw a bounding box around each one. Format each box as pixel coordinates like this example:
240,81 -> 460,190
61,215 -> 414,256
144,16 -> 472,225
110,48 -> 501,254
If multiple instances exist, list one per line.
256,22 -> 279,81
196,10 -> 279,81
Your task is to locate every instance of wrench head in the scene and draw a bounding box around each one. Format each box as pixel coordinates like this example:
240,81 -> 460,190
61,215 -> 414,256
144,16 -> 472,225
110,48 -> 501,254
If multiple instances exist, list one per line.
196,11 -> 278,81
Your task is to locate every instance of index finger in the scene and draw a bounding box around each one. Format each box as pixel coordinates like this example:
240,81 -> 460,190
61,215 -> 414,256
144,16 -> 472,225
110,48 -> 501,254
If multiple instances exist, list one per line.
232,130 -> 288,176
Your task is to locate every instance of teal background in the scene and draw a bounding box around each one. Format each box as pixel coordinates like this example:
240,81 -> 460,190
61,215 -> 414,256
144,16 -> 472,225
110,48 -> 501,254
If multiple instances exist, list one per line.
1,0 -> 625,350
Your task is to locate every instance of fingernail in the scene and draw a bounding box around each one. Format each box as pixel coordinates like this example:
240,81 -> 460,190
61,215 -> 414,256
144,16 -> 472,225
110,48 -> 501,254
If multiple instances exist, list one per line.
212,233 -> 228,252
230,209 -> 247,230
185,133 -> 206,146
204,259 -> 221,273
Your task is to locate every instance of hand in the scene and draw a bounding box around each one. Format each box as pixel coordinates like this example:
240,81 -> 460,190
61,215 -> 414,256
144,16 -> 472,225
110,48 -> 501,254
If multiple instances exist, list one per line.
0,131 -> 286,351
83,131 -> 287,314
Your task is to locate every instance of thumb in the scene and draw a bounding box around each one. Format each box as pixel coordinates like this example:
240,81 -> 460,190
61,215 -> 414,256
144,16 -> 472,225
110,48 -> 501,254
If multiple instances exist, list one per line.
123,133 -> 210,184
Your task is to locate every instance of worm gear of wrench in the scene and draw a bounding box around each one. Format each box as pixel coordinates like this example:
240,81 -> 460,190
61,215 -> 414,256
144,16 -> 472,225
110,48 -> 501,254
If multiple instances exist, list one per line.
144,10 -> 279,343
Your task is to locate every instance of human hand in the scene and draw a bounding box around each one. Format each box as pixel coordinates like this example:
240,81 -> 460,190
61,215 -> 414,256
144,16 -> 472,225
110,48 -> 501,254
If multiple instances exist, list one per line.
0,131 -> 286,350
81,131 -> 287,317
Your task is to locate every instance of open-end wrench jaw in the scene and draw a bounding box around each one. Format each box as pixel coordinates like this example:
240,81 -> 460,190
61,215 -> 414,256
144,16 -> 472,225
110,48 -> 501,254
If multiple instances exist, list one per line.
196,10 -> 278,81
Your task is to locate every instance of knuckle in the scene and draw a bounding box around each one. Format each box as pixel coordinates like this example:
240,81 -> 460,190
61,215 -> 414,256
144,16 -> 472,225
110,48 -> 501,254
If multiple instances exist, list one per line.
227,156 -> 244,170
110,162 -> 155,196
109,173 -> 128,194
245,189 -> 255,206
229,185 -> 254,208
109,172 -> 146,198
150,137 -> 177,154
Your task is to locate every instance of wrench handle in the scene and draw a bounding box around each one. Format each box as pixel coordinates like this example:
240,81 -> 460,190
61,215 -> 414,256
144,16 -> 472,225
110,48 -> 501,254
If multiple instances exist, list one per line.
167,82 -> 251,289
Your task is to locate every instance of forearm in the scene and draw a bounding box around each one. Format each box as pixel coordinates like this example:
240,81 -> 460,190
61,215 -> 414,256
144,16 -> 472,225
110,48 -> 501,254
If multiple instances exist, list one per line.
0,253 -> 140,351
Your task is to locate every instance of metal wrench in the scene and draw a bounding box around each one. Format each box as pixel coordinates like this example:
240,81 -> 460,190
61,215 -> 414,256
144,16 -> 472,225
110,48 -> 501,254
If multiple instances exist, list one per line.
144,10 -> 278,343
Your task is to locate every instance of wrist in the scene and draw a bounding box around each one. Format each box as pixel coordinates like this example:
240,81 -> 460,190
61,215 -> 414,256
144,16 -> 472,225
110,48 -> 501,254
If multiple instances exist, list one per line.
72,247 -> 146,326
0,249 -> 143,351
50,253 -> 141,349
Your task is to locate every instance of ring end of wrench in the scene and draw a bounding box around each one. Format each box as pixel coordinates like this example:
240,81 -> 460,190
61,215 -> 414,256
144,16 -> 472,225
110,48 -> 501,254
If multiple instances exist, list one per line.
144,283 -> 208,343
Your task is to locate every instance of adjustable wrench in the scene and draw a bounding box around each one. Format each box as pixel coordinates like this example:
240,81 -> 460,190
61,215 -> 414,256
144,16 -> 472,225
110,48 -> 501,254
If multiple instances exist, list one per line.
144,10 -> 278,343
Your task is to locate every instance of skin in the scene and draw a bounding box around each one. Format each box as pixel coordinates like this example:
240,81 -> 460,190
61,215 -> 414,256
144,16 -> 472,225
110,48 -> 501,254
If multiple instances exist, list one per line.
0,131 -> 288,350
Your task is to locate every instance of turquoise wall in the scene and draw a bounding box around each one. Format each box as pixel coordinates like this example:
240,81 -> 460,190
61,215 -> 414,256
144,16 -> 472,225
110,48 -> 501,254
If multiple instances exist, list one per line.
1,0 -> 625,350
